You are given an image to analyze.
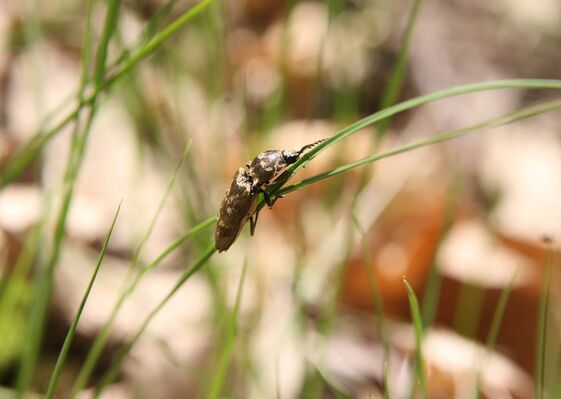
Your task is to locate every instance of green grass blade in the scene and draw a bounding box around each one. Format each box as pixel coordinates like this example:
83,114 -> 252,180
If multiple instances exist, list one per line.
383,361 -> 391,399
0,0 -> 214,188
92,244 -> 216,397
482,297 -> 512,371
44,202 -> 122,399
78,0 -> 96,97
205,260 -> 247,399
278,98 -> 561,198
535,243 -> 553,399
377,0 -> 423,137
474,268 -> 518,399
68,216 -> 214,398
403,278 -> 427,399
93,0 -> 122,89
142,0 -> 179,42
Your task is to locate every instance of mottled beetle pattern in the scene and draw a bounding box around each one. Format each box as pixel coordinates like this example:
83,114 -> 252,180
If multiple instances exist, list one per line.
215,139 -> 325,252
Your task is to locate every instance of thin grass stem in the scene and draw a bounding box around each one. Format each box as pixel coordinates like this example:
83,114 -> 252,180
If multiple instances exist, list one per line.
475,268 -> 518,398
403,278 -> 427,399
536,242 -> 554,399
377,0 -> 423,137
45,202 -> 121,399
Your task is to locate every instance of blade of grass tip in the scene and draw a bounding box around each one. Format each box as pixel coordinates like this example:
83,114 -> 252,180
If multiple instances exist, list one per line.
383,361 -> 391,399
68,216 -> 215,398
403,278 -> 427,399
277,99 -> 561,198
92,244 -> 216,398
205,259 -> 247,399
474,267 -> 518,399
376,0 -> 423,139
535,238 -> 554,399
0,0 -> 214,188
45,202 -> 122,399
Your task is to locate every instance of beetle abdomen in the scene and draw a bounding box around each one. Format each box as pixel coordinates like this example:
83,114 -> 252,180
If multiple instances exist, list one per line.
215,168 -> 258,252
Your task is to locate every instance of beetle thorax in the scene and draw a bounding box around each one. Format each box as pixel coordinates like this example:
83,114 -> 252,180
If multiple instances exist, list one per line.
248,150 -> 287,187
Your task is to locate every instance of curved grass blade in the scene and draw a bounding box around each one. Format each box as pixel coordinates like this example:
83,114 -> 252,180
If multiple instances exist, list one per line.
278,99 -> 561,198
269,79 -> 561,195
403,278 -> 427,399
92,244 -> 216,397
45,202 -> 122,399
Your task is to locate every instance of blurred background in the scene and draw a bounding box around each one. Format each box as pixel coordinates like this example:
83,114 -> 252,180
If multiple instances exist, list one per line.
1,0 -> 561,398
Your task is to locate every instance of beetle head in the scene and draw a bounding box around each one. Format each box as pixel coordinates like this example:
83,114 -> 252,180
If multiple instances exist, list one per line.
281,149 -> 300,164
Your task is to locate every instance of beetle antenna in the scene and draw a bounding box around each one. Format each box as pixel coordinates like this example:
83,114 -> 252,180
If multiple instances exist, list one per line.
297,138 -> 327,156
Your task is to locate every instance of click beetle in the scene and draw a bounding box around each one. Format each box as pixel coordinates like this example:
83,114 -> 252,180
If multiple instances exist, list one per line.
215,139 -> 325,252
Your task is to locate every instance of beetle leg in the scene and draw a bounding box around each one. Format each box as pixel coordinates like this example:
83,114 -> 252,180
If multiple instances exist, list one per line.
250,210 -> 259,235
262,189 -> 283,208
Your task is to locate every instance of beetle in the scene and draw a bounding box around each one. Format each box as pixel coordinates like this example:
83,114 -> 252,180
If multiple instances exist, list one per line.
215,139 -> 326,252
